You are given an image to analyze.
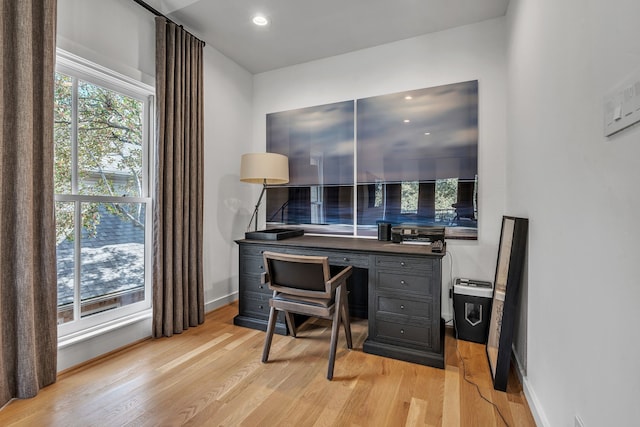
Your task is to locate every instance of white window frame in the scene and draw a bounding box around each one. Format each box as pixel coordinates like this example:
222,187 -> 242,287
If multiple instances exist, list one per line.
55,49 -> 155,339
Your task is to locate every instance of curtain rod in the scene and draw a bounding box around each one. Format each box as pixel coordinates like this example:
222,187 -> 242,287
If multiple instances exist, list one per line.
132,0 -> 206,47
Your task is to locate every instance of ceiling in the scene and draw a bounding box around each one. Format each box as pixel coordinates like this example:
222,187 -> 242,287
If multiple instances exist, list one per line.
145,0 -> 510,74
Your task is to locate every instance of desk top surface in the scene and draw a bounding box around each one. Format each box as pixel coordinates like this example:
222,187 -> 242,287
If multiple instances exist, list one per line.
237,235 -> 445,258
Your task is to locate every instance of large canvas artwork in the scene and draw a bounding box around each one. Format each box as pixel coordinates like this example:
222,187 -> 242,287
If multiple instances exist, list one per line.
486,216 -> 528,391
265,81 -> 479,238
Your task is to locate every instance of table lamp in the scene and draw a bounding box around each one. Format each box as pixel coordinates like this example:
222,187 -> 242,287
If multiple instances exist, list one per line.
240,152 -> 289,231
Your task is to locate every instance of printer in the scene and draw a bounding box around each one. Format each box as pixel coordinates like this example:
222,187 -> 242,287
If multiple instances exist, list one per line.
391,225 -> 445,244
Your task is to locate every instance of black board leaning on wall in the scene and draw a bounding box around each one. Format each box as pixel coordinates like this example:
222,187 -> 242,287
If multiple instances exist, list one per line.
486,216 -> 529,392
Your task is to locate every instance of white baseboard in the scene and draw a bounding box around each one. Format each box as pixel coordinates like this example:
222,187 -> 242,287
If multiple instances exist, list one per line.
512,350 -> 550,427
205,291 -> 238,313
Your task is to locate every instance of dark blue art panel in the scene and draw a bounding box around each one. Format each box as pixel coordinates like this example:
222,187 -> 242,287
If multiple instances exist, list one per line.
357,80 -> 478,183
267,101 -> 354,186
356,81 -> 478,237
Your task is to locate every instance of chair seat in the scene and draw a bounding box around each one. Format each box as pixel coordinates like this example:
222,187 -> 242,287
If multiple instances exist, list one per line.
273,292 -> 333,307
271,292 -> 334,318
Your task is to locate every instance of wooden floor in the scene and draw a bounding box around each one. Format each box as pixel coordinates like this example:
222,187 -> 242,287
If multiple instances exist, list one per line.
0,303 -> 536,426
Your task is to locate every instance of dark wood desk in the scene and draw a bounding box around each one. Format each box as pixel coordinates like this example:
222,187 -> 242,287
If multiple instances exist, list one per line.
234,235 -> 445,368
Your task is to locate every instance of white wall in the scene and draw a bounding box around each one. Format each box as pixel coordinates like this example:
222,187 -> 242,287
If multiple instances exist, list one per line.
56,0 -> 253,371
57,0 -> 155,85
253,18 -> 509,324
202,46 -> 253,312
506,0 -> 640,426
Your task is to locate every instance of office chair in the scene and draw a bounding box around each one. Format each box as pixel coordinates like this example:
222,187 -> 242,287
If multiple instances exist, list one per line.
261,251 -> 353,380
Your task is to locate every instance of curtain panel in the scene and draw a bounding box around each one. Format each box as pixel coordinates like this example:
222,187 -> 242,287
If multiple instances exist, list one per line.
153,17 -> 205,337
0,0 -> 58,407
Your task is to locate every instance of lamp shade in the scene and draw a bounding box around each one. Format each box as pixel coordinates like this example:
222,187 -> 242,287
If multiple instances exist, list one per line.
240,152 -> 289,185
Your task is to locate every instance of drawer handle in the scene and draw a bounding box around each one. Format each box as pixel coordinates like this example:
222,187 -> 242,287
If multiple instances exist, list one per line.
259,285 -> 264,289
400,305 -> 405,310
400,329 -> 405,334
400,261 -> 406,267
258,305 -> 264,309
260,265 -> 263,269
400,280 -> 406,286
343,257 -> 349,262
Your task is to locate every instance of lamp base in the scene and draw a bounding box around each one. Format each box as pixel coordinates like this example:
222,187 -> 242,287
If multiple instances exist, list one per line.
245,228 -> 304,241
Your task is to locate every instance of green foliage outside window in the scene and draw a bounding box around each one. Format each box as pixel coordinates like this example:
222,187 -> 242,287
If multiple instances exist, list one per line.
435,178 -> 458,211
401,181 -> 419,214
54,72 -> 144,243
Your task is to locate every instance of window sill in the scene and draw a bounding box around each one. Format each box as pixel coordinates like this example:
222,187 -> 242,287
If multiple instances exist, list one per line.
58,309 -> 152,349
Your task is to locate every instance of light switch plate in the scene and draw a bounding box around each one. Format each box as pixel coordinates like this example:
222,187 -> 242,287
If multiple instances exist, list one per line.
604,68 -> 640,137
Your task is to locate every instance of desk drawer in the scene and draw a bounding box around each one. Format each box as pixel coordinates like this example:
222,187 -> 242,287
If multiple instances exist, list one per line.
375,270 -> 433,296
287,248 -> 369,268
375,255 -> 433,272
240,255 -> 265,276
239,273 -> 271,295
241,243 -> 370,268
374,319 -> 432,349
239,291 -> 272,319
377,295 -> 431,319
240,245 -> 271,257
327,252 -> 369,268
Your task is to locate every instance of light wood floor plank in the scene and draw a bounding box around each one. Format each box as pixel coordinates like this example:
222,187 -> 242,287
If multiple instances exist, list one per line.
442,365 -> 461,427
0,302 -> 535,427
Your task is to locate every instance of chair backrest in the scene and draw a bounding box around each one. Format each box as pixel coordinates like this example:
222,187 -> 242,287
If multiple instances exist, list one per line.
262,251 -> 332,298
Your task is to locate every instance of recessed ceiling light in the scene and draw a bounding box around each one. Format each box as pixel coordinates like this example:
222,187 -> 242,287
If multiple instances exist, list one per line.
424,132 -> 431,135
252,15 -> 269,26
405,96 -> 412,100
403,119 -> 410,123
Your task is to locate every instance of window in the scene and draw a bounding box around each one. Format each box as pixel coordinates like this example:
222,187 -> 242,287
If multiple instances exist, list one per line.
266,81 -> 478,239
54,51 -> 154,336
400,181 -> 419,214
435,178 -> 459,222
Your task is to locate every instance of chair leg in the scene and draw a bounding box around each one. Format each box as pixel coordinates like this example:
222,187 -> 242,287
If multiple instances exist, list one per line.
340,287 -> 353,349
262,306 -> 278,363
327,285 -> 343,380
284,311 -> 297,337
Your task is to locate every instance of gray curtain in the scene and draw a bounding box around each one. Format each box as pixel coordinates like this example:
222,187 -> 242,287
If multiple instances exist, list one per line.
153,17 -> 205,337
0,0 -> 58,407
